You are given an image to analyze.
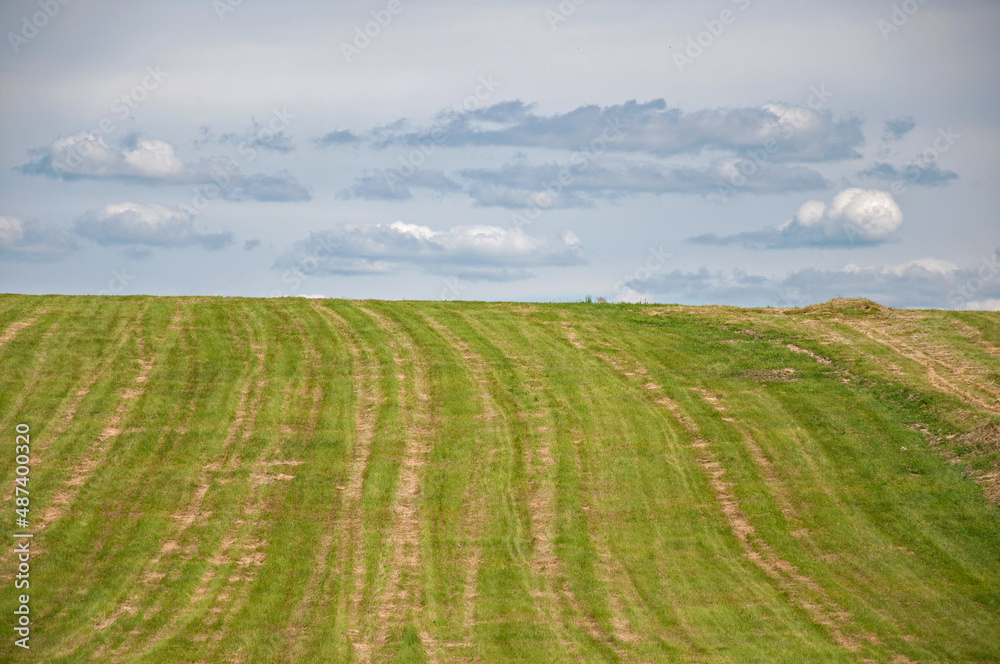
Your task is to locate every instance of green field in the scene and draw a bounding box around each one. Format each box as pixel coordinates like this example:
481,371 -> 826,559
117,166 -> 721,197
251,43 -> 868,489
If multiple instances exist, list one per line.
1,295 -> 999,663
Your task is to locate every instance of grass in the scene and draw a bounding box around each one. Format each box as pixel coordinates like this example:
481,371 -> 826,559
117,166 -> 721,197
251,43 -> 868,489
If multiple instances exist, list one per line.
1,295 -> 999,663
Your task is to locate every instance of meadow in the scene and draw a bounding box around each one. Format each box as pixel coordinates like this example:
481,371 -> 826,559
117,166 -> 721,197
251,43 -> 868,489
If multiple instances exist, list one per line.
1,295 -> 998,663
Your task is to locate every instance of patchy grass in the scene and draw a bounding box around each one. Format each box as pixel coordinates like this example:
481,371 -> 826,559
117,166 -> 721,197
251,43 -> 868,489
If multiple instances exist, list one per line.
1,295 -> 999,663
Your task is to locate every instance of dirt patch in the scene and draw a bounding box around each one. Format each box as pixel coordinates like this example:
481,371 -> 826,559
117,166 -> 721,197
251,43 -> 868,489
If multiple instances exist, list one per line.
0,318 -> 37,347
786,343 -> 833,366
736,368 -> 799,382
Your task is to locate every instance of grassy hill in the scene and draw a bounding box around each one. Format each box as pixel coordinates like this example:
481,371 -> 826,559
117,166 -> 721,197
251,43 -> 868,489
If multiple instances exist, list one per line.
1,295 -> 999,663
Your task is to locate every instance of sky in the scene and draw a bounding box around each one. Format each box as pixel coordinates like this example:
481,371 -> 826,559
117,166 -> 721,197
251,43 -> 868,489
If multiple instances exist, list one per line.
1,0 -> 998,308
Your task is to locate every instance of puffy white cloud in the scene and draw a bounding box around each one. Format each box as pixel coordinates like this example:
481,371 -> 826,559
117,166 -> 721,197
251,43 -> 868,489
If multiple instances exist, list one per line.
122,138 -> 185,177
274,221 -> 584,281
73,202 -> 234,250
690,188 -> 903,248
0,215 -> 77,262
613,287 -> 652,304
0,216 -> 24,247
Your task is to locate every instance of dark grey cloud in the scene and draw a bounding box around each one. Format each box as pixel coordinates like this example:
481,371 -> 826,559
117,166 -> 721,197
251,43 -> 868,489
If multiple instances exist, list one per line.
17,133 -> 310,202
690,188 -> 902,249
274,221 -> 584,281
0,215 -> 77,262
361,99 -> 865,162
74,203 -> 234,250
627,253 -> 1000,309
314,130 -> 363,147
857,161 -> 958,187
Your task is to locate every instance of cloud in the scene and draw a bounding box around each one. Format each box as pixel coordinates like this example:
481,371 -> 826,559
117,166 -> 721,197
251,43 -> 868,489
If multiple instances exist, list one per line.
274,221 -> 584,281
338,169 -> 462,201
219,117 -> 296,153
459,156 -> 829,207
690,188 -> 902,248
18,133 -> 310,202
243,239 -> 261,251
883,116 -> 917,141
314,130 -> 362,147
625,252 -> 1000,309
0,215 -> 77,262
73,202 -> 234,250
364,99 -> 865,162
857,161 -> 958,187
339,155 -> 828,208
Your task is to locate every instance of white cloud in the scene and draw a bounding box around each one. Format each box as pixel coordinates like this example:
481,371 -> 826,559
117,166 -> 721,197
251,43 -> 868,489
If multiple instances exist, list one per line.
965,299 -> 1000,311
73,203 -> 234,250
613,287 -> 651,304
18,133 -> 310,202
274,221 -> 585,281
843,257 -> 959,277
0,216 -> 25,247
122,138 -> 185,177
691,188 -> 903,248
627,252 -> 1000,309
0,215 -> 77,262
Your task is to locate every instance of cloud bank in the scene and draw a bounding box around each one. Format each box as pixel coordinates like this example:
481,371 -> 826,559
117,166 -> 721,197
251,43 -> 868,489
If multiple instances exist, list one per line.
74,203 -> 235,250
0,215 -> 77,262
274,221 -> 584,281
625,252 -> 1000,309
359,99 -> 865,163
18,133 -> 311,202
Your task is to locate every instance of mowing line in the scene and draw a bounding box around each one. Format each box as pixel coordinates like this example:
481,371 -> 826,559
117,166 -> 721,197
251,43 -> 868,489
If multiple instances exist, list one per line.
199,301 -> 327,661
111,303 -> 269,661
464,309 -> 648,658
0,317 -> 37,348
420,311 -> 540,656
354,302 -> 440,663
842,318 -> 1000,415
314,303 -> 385,661
35,305 -> 155,534
277,301 -> 380,661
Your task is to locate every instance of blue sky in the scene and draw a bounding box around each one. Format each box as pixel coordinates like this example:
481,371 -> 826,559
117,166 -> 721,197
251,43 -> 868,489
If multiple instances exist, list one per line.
1,0 -> 998,307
